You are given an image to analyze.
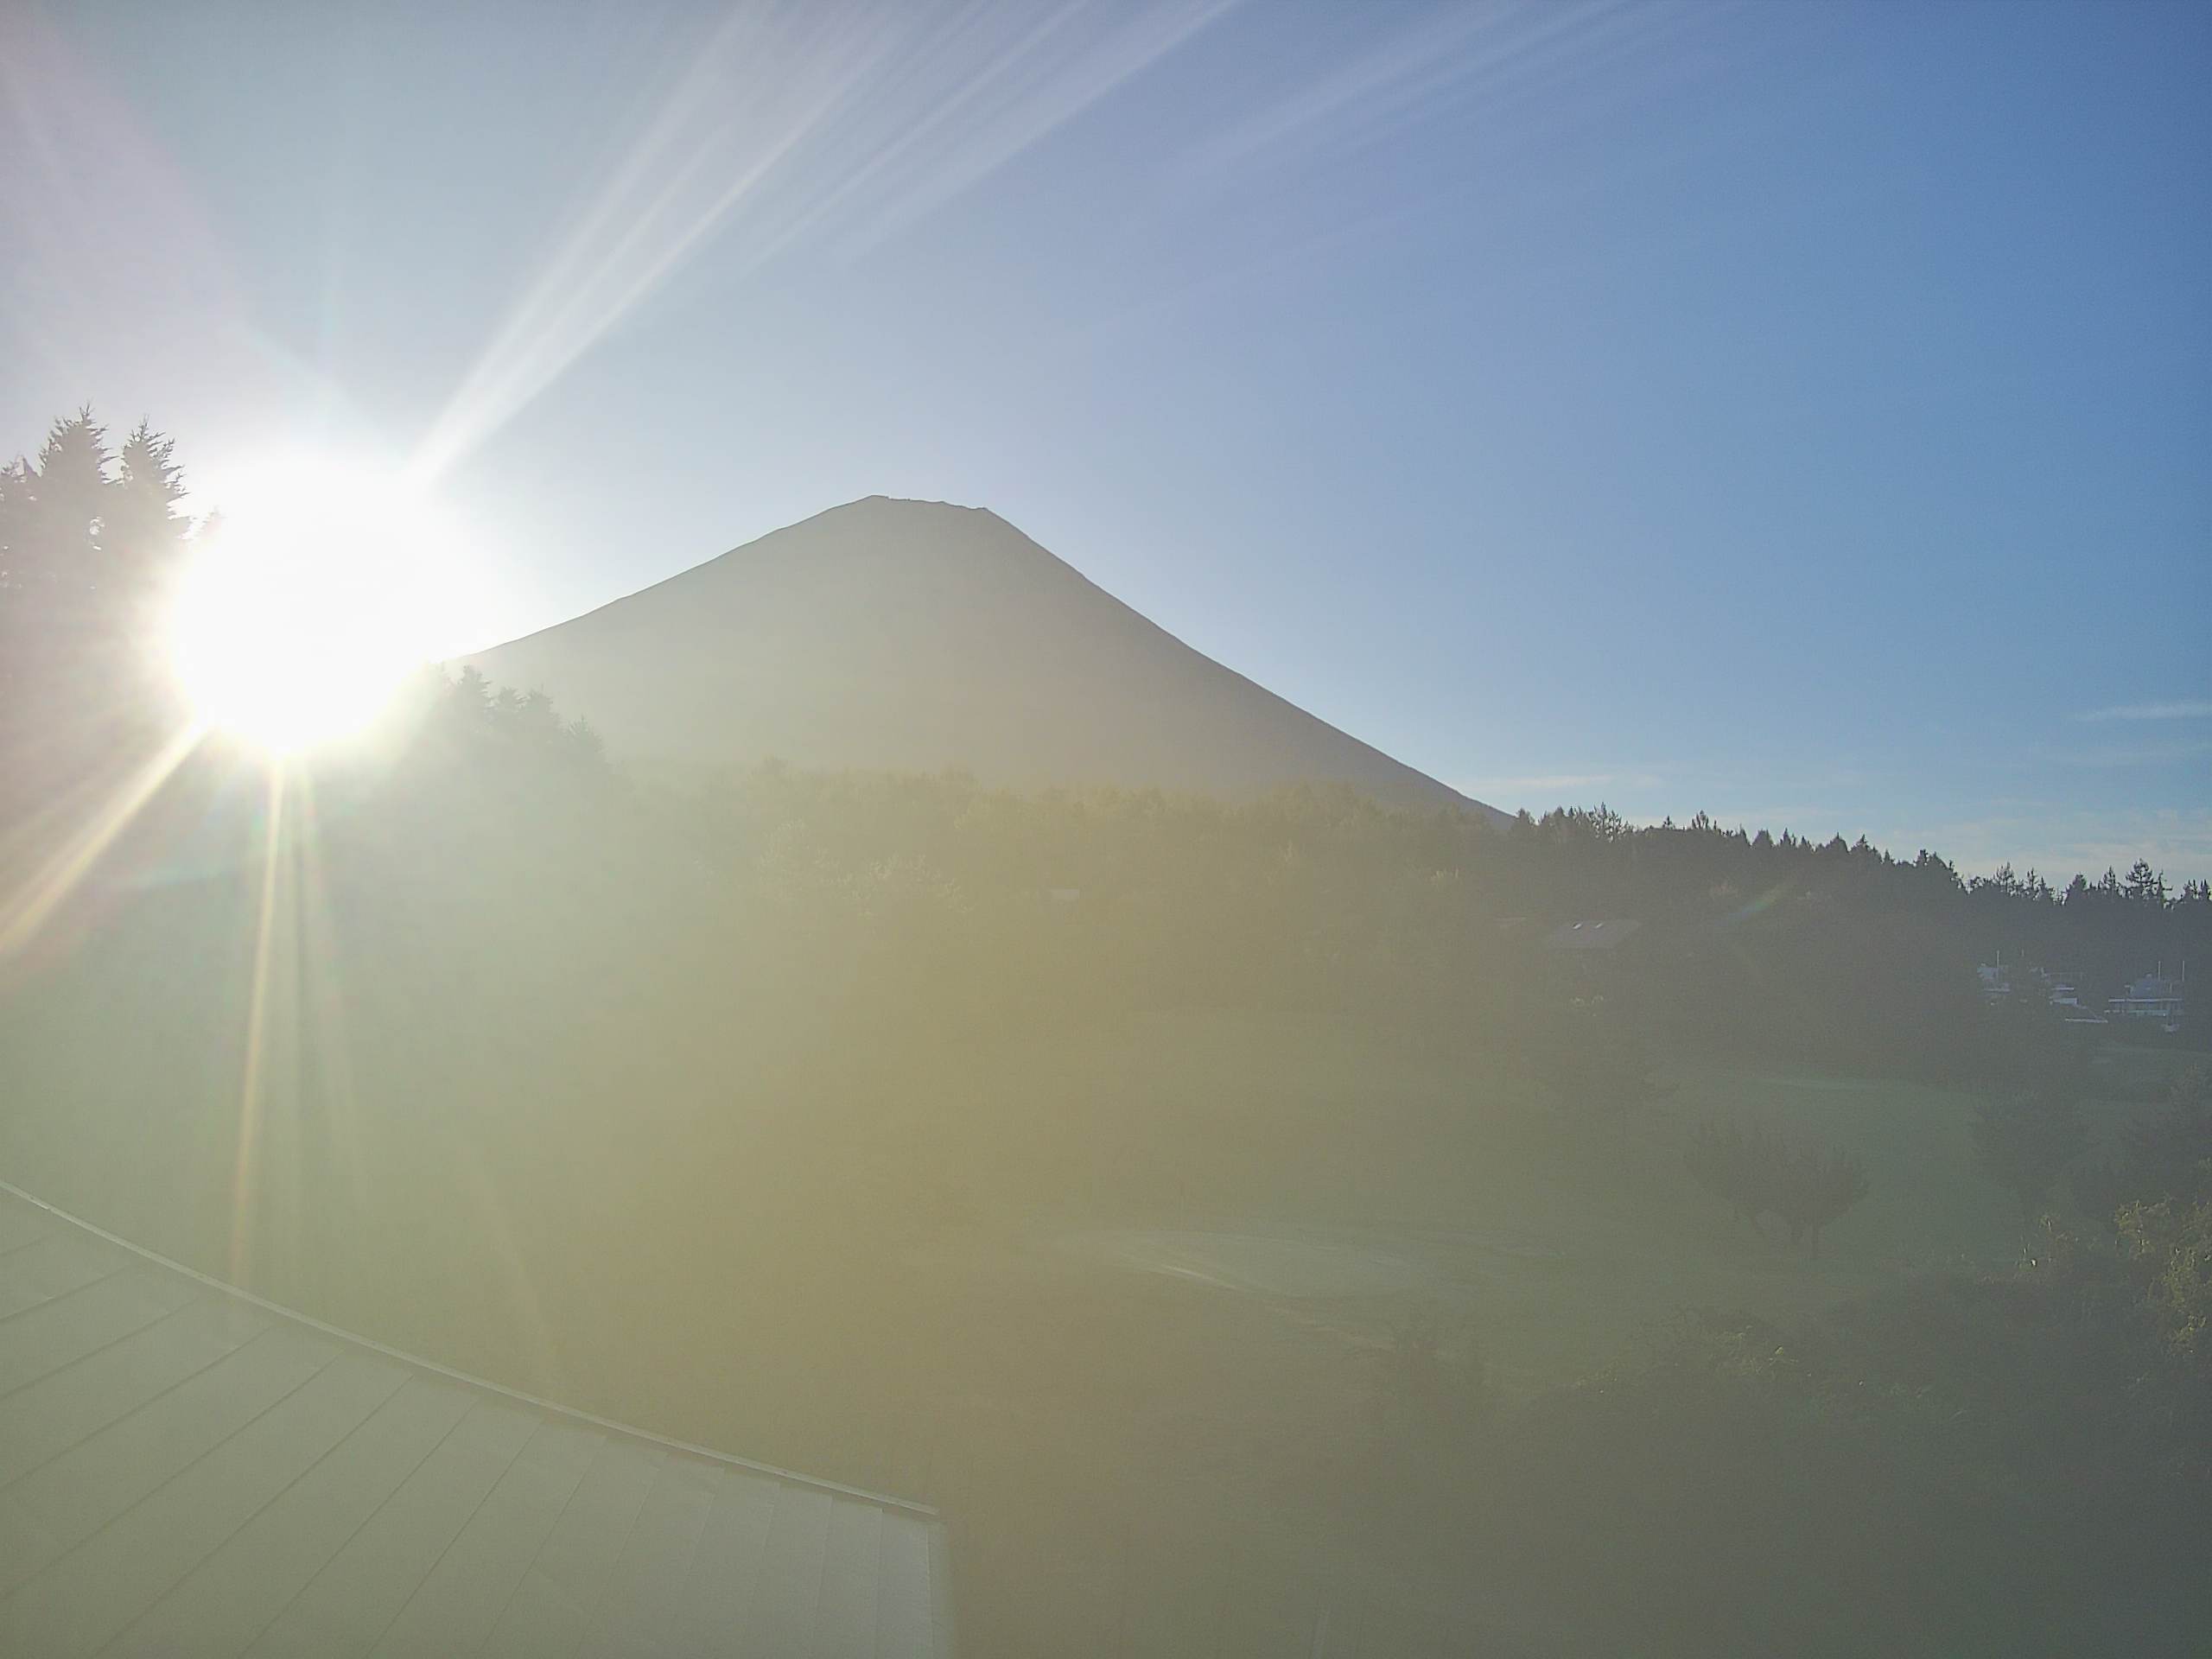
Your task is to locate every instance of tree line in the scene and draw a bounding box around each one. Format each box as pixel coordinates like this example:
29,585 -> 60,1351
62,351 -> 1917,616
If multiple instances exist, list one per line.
1,409 -> 194,773
5,408 -> 2203,1084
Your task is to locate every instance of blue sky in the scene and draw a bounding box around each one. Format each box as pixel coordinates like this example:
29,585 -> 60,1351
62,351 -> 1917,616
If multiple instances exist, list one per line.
4,1 -> 2206,876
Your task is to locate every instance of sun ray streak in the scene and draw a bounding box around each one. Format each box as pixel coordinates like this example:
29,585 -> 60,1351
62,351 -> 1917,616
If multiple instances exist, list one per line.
289,779 -> 369,1225
0,722 -> 205,963
407,0 -> 1230,486
229,764 -> 288,1283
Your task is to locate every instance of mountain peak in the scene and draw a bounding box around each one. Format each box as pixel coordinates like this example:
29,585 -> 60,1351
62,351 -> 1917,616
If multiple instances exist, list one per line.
465,503 -> 1499,820
829,493 -> 986,516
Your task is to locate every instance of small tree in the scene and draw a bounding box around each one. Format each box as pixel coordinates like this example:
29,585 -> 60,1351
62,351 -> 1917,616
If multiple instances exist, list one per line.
1972,1085 -> 2088,1230
1769,1141 -> 1871,1257
1685,1119 -> 1869,1257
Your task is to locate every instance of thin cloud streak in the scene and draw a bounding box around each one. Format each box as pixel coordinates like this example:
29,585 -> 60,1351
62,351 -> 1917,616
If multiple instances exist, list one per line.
1929,808 -> 2212,881
410,0 -> 1230,485
2072,700 -> 2212,723
2046,737 -> 2212,770
1185,0 -> 1703,182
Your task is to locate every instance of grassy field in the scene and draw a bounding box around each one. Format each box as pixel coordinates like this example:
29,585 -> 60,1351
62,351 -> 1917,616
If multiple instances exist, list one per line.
819,1016 -> 2201,1652
3,991 -> 2202,1654
890,1012 -> 2043,1395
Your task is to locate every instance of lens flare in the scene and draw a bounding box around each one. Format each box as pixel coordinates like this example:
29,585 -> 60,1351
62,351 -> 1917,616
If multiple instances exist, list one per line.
168,453 -> 481,754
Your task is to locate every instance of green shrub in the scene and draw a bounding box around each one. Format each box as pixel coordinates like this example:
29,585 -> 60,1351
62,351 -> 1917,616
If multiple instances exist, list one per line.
2119,1185 -> 2212,1380
1685,1119 -> 1870,1256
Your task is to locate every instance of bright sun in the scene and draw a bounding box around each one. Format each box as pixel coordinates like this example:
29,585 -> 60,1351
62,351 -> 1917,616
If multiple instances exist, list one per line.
169,454 -> 477,755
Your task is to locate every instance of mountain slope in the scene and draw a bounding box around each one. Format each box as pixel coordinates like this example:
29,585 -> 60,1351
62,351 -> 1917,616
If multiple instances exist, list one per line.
463,496 -> 1498,817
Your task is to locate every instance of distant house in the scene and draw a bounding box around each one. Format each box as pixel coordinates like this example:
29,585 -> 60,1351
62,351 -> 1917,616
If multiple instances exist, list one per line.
2050,978 -> 2110,1026
1976,956 -> 2105,1019
1976,950 -> 2051,1004
2109,969 -> 2188,1030
1971,956 -> 2193,1028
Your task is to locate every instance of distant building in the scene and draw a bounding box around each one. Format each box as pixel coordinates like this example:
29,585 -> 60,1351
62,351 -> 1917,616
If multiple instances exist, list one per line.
2050,976 -> 2110,1026
1977,954 -> 2091,1014
2109,969 -> 2187,1030
1976,950 -> 2053,1004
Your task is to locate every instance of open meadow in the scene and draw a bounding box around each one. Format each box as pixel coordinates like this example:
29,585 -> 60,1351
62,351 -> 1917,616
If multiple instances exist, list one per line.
8,964 -> 2199,1652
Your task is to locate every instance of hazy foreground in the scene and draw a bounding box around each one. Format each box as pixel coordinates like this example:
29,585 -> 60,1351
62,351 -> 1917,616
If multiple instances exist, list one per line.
5,730 -> 2208,1655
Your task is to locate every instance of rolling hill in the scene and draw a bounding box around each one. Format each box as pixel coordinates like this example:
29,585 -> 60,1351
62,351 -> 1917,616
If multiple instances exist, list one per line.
463,496 -> 1498,817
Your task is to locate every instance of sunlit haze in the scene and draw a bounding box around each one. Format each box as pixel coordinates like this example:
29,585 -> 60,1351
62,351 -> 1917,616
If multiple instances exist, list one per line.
2,7 -> 2209,1656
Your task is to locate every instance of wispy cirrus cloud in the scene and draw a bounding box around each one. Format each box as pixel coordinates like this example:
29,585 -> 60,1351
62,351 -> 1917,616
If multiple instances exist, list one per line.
1929,808 -> 2212,881
2071,700 -> 2212,723
1185,0 -> 1708,182
2046,737 -> 2212,770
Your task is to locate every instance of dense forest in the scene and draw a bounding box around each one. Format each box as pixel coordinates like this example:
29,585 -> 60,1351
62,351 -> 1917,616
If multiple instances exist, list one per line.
5,411 -> 2211,1653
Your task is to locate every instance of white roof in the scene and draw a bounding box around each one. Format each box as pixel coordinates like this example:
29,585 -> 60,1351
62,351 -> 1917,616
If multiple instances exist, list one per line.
0,1182 -> 954,1658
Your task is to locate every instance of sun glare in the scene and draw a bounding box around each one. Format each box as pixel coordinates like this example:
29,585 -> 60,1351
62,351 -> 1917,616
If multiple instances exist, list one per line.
168,454 -> 476,755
